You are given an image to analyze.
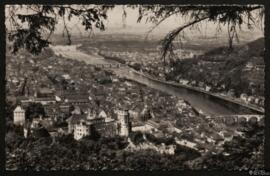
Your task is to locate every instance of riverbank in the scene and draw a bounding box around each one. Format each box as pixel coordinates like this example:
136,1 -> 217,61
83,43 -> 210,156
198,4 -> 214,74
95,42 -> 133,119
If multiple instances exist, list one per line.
130,70 -> 264,114
51,44 -> 261,115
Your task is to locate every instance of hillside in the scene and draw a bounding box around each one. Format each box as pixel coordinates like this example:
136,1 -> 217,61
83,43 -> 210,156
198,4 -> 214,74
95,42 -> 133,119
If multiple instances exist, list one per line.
167,37 -> 265,97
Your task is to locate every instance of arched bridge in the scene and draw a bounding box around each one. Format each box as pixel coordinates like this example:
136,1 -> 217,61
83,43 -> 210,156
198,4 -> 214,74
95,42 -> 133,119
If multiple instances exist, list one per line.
215,114 -> 264,124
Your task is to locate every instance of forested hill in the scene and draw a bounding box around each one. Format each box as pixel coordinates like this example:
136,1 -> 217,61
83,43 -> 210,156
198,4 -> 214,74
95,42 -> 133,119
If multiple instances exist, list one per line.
245,37 -> 264,57
203,37 -> 264,58
168,37 -> 265,97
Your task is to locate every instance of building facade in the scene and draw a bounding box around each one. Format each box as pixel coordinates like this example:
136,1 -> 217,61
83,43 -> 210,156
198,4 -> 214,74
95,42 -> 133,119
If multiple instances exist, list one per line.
68,109 -> 132,140
13,105 -> 25,125
74,120 -> 91,140
116,110 -> 131,137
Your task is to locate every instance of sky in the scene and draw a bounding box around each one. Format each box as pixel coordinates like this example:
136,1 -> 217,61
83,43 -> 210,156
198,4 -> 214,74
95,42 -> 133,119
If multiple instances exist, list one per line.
54,5 -> 185,36
55,5 -> 264,40
5,5 -> 264,40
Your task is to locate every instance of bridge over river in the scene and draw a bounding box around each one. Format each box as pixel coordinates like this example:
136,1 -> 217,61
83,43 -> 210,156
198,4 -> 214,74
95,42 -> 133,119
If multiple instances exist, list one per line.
215,114 -> 264,124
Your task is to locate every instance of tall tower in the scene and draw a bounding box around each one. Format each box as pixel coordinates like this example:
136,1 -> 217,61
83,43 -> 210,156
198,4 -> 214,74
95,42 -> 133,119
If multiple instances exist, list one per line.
33,84 -> 38,98
13,105 -> 26,125
117,109 -> 131,137
86,108 -> 96,120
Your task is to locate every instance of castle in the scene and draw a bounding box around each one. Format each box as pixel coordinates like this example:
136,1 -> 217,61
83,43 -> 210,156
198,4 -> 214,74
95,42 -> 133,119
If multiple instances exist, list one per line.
13,101 -> 132,140
68,109 -> 132,140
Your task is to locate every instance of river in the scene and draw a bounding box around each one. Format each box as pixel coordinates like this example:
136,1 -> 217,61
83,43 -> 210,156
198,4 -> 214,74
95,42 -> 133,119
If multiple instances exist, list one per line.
120,69 -> 259,115
51,45 -> 259,116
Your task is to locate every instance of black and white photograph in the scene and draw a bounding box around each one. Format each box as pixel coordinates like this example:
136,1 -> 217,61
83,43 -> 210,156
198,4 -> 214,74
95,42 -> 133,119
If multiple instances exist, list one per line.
3,3 -> 268,171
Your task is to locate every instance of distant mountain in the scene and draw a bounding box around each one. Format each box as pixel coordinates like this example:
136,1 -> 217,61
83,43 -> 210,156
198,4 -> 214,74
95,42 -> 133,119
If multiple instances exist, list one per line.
245,37 -> 264,57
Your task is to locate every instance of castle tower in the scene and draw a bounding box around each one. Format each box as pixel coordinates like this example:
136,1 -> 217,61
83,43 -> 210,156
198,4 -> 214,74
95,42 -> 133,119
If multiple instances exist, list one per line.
13,105 -> 26,125
117,109 -> 131,137
86,108 -> 96,120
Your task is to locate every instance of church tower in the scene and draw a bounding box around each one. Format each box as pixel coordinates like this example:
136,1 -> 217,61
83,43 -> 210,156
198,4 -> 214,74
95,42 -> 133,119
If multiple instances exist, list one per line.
116,109 -> 131,137
13,105 -> 26,125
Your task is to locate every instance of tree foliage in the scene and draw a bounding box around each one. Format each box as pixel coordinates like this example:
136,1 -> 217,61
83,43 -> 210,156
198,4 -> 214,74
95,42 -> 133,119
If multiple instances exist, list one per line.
5,121 -> 263,170
6,5 -> 264,60
6,5 -> 113,54
134,5 -> 264,71
6,134 -> 199,170
129,131 -> 145,145
25,102 -> 45,120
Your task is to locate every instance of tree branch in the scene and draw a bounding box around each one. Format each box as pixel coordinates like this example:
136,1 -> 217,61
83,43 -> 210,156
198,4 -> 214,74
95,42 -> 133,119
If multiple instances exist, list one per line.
145,10 -> 181,40
62,15 -> 71,45
161,15 -> 209,70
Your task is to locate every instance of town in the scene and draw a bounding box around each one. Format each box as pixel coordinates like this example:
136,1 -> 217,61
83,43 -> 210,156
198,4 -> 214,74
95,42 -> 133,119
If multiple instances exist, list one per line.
6,37 -> 264,170
97,37 -> 265,112
4,4 -> 266,171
